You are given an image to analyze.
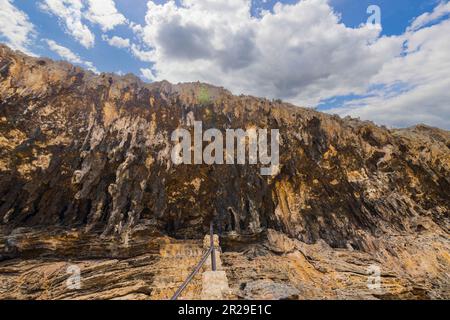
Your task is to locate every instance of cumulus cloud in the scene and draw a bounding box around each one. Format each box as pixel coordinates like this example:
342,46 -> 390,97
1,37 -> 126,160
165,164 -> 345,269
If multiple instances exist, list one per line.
329,17 -> 450,129
40,0 -> 95,48
140,68 -> 156,81
102,35 -> 130,48
408,1 -> 450,31
0,0 -> 36,54
45,39 -> 99,73
132,0 -> 397,106
131,44 -> 154,62
129,0 -> 450,129
85,0 -> 127,32
39,0 -> 126,48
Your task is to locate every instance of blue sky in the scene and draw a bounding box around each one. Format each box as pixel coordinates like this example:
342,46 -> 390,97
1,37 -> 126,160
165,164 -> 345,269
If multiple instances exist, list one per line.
1,0 -> 449,128
7,0 -> 440,76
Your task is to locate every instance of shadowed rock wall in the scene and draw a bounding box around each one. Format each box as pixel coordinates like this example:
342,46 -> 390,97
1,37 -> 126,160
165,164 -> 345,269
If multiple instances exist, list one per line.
0,44 -> 448,252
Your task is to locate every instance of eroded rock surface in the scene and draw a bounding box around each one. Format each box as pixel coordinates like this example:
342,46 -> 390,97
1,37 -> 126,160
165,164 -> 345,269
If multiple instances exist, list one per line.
0,45 -> 449,299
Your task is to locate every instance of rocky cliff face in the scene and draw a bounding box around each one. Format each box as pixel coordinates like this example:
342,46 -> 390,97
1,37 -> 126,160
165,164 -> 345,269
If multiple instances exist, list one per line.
0,44 -> 449,299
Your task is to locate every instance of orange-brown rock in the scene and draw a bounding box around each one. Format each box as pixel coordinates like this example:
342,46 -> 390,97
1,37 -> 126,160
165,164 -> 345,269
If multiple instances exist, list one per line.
0,44 -> 449,300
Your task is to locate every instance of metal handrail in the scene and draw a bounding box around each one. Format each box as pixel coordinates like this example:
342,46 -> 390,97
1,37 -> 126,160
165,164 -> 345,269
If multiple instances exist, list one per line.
170,221 -> 217,300
170,246 -> 212,300
210,221 -> 217,271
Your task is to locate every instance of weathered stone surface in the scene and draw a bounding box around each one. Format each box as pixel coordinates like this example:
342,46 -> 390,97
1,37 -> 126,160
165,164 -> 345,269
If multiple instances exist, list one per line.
201,271 -> 231,300
0,44 -> 449,300
222,229 -> 449,300
240,280 -> 300,300
0,236 -> 206,300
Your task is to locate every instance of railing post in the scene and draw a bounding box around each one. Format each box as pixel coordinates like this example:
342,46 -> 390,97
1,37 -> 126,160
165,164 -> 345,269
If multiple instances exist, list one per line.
210,221 -> 216,271
170,221 -> 218,300
170,247 -> 212,300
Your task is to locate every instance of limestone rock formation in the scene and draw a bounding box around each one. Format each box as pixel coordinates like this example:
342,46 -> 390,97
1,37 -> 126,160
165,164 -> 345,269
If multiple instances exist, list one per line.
0,44 -> 449,300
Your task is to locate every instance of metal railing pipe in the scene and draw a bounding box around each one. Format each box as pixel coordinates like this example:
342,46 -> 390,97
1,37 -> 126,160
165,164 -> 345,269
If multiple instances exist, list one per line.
170,246 -> 212,300
210,221 -> 217,272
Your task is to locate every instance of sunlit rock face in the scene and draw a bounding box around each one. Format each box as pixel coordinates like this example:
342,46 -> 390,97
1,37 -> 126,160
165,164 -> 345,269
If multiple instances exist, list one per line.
0,45 -> 449,300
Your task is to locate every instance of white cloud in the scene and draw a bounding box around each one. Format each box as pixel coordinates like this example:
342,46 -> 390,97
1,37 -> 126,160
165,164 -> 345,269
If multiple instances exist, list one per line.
102,35 -> 130,48
45,39 -> 99,73
140,68 -> 156,81
85,0 -> 127,32
131,44 -> 154,62
39,0 -> 126,48
329,18 -> 450,129
133,0 -> 397,106
409,1 -> 450,31
129,0 -> 450,129
40,0 -> 95,49
0,0 -> 36,54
